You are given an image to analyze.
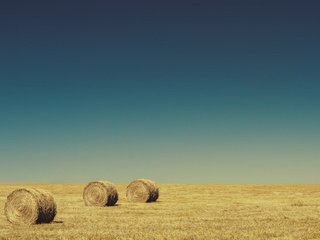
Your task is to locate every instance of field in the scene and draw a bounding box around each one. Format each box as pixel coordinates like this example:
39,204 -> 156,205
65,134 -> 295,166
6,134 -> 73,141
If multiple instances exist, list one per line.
1,184 -> 320,240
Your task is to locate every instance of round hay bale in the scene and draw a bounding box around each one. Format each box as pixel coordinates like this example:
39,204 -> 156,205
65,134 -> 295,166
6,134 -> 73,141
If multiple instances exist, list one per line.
83,181 -> 118,207
126,179 -> 159,203
4,188 -> 57,225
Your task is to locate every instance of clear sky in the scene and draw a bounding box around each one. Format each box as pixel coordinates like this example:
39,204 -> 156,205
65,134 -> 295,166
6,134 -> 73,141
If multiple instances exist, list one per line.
0,1 -> 319,183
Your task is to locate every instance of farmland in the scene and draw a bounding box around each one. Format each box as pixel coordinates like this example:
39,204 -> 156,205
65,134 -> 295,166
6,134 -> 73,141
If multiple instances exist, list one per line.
1,184 -> 320,240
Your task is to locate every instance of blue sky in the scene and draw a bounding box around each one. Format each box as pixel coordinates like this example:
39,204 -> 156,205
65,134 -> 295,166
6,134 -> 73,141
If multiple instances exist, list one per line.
0,1 -> 319,183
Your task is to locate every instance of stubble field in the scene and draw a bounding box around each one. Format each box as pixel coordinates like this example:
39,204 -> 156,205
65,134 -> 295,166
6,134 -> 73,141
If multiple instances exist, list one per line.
0,184 -> 320,240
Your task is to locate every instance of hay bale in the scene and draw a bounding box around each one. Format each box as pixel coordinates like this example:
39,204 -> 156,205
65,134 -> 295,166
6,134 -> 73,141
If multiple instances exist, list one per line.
4,188 -> 57,225
83,181 -> 118,207
126,179 -> 159,203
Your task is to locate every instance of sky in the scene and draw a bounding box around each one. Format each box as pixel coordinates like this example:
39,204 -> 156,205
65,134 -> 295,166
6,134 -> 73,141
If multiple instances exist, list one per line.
0,1 -> 319,183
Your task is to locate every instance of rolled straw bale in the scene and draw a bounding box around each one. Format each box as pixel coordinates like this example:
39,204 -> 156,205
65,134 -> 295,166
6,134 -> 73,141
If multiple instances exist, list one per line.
83,181 -> 118,207
4,188 -> 57,225
126,179 -> 159,203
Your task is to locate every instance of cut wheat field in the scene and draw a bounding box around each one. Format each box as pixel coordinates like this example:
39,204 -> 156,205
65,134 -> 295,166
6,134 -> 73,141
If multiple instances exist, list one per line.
1,184 -> 320,240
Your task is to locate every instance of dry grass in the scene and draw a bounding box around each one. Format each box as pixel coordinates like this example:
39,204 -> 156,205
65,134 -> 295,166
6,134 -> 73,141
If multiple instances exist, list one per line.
1,184 -> 320,240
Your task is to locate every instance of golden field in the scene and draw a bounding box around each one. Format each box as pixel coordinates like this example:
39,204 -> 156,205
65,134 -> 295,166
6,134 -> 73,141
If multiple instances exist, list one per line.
0,184 -> 320,240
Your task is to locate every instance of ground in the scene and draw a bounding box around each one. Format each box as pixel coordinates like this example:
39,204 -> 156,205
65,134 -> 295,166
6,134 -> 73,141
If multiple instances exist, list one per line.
0,184 -> 320,240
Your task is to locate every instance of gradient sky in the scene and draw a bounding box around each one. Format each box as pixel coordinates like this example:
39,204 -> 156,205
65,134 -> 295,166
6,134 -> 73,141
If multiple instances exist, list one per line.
0,1 -> 319,183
